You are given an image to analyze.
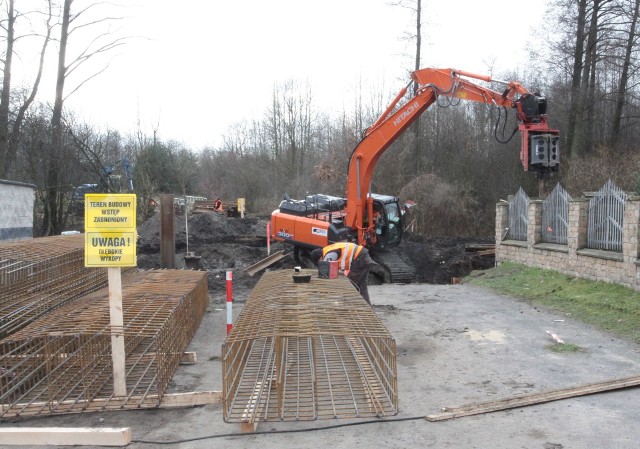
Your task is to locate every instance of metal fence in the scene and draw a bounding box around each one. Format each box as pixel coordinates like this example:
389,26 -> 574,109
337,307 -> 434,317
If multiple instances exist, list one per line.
587,179 -> 627,252
508,188 -> 530,241
542,183 -> 571,244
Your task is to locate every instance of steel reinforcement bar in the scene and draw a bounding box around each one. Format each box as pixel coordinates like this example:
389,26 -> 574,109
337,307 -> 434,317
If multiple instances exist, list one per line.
222,270 -> 398,423
0,269 -> 208,418
0,234 -> 111,339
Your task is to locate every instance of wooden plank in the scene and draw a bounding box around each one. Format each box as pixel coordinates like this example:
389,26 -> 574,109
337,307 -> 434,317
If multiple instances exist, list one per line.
426,375 -> 640,422
244,250 -> 287,276
159,390 -> 222,407
241,421 -> 259,433
1,391 -> 222,417
180,351 -> 197,364
0,427 -> 131,446
240,381 -> 263,433
107,267 -> 127,396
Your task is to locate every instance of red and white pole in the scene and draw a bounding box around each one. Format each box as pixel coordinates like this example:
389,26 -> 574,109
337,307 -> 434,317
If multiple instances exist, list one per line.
226,270 -> 233,335
266,222 -> 271,256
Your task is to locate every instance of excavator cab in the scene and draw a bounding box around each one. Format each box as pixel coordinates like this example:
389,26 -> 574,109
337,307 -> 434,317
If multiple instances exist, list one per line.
369,194 -> 403,250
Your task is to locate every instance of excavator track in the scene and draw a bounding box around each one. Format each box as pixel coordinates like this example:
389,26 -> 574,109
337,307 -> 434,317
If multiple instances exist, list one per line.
371,251 -> 415,284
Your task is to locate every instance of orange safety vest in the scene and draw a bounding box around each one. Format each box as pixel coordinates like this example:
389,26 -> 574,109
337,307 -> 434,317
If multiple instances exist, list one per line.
322,242 -> 363,271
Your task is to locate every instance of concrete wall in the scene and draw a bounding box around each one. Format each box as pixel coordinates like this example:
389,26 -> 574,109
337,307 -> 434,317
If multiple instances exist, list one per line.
0,179 -> 36,241
496,197 -> 640,290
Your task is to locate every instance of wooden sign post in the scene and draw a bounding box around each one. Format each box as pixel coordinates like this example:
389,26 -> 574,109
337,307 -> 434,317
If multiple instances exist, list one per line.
85,193 -> 137,397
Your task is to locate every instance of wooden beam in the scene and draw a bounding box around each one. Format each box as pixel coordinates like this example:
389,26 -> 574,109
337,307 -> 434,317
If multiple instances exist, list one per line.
108,267 -> 127,397
0,427 -> 131,446
1,391 -> 222,417
159,391 -> 222,408
244,250 -> 287,276
180,351 -> 197,364
241,421 -> 259,433
426,375 -> 640,422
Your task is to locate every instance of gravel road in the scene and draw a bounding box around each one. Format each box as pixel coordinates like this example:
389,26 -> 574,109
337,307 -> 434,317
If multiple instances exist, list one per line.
5,281 -> 640,449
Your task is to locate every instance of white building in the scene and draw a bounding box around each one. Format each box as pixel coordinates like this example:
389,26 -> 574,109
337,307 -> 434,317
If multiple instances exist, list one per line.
0,179 -> 36,241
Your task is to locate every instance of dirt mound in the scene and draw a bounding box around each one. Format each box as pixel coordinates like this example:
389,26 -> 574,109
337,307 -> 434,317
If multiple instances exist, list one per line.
136,211 -> 495,293
137,211 -> 293,297
137,212 -> 267,252
398,233 -> 495,284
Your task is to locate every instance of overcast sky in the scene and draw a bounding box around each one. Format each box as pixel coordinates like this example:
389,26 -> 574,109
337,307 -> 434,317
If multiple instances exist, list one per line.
12,0 -> 549,150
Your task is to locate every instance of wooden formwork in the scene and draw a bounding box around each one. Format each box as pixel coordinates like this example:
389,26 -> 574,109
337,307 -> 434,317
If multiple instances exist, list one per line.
222,270 -> 398,424
0,270 -> 208,418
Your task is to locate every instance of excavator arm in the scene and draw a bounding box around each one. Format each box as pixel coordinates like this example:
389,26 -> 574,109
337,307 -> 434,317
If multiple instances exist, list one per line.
345,68 -> 559,246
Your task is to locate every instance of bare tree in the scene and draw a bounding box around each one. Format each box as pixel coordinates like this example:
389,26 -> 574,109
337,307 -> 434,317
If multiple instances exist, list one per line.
0,0 -> 53,178
264,80 -> 317,196
43,0 -> 126,235
610,0 -> 640,148
391,0 -> 423,174
174,145 -> 198,196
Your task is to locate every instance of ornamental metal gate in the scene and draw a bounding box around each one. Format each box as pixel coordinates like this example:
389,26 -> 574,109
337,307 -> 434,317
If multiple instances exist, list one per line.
508,188 -> 530,241
587,180 -> 627,252
542,183 -> 571,245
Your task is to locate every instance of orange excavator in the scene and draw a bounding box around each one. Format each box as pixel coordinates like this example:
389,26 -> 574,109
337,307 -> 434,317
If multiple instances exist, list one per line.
271,68 -> 559,280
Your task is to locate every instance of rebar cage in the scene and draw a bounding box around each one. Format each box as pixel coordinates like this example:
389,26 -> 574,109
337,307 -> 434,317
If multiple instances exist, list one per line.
0,234 -> 110,339
222,270 -> 398,423
0,270 -> 208,418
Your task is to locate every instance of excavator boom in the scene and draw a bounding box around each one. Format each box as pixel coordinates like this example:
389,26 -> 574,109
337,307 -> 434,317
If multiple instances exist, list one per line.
346,68 -> 559,245
270,67 -> 560,278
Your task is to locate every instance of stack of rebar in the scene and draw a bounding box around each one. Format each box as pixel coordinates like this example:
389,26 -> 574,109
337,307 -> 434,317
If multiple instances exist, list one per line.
0,234 -> 109,339
0,269 -> 208,418
222,270 -> 398,423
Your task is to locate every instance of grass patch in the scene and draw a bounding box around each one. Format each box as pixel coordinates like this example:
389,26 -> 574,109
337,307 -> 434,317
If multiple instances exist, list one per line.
547,343 -> 583,353
467,262 -> 640,344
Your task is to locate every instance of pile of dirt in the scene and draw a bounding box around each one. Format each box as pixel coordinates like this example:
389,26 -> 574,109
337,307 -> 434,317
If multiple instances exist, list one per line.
398,232 -> 495,284
136,211 -> 495,293
137,211 -> 292,297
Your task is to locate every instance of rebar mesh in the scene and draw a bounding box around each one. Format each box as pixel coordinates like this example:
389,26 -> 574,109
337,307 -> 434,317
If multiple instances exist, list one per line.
0,269 -> 208,418
0,234 -> 110,339
222,270 -> 398,423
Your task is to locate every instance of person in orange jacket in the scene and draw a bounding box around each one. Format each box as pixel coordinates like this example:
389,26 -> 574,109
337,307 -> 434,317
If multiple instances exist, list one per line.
310,242 -> 373,304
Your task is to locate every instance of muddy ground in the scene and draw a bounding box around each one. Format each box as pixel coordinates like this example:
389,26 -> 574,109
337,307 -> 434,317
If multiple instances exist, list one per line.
136,210 -> 496,292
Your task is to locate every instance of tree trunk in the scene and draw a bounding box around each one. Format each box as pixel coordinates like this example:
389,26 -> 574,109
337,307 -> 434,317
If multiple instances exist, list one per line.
411,0 -> 422,175
566,0 -> 588,158
0,0 -> 15,178
571,0 -> 600,157
44,0 -> 71,235
610,0 -> 640,148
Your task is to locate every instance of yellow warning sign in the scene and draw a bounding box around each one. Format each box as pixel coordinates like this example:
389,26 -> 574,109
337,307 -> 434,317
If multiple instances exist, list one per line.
84,194 -> 137,267
85,231 -> 137,267
85,194 -> 136,229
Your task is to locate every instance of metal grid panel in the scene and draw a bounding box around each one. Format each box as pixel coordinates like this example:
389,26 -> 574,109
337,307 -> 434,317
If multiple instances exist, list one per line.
0,234 -> 110,339
587,180 -> 627,252
508,188 -> 530,241
222,270 -> 398,423
542,183 -> 571,244
0,270 -> 208,418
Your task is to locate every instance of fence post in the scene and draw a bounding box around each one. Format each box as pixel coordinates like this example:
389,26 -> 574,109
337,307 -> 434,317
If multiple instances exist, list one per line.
226,270 -> 233,335
568,199 -> 589,260
623,198 -> 640,280
528,200 -> 543,248
495,201 -> 509,262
